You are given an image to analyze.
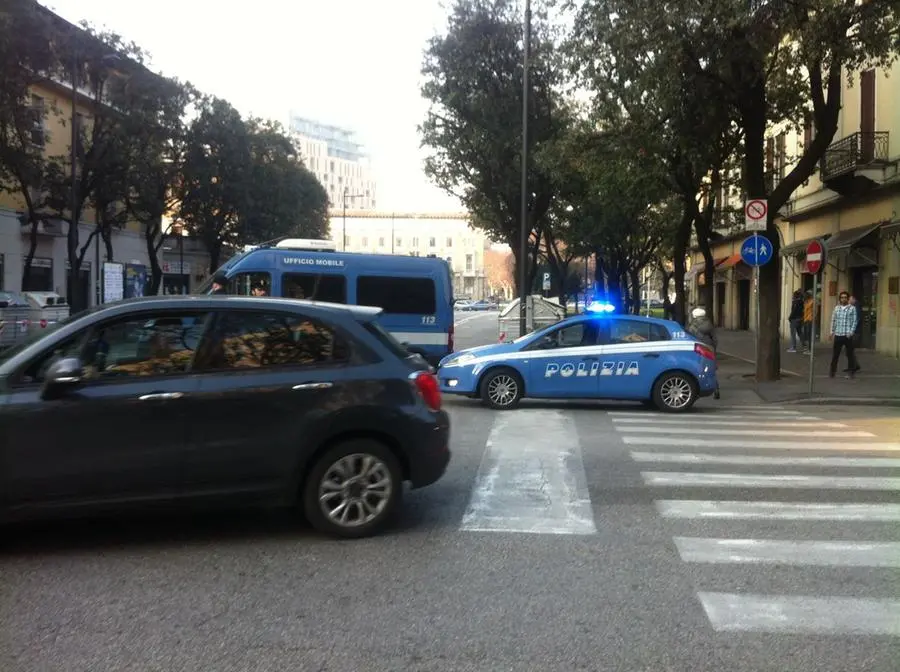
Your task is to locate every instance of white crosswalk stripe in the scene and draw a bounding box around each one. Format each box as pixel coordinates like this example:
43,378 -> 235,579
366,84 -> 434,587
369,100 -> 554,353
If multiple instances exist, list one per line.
614,406 -> 900,636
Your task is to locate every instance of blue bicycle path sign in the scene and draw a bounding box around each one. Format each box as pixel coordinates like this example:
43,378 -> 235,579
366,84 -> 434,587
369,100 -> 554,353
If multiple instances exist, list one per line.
740,234 -> 774,267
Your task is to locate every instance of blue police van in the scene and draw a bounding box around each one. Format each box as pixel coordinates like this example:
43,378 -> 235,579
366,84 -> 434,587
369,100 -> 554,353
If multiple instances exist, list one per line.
198,238 -> 455,365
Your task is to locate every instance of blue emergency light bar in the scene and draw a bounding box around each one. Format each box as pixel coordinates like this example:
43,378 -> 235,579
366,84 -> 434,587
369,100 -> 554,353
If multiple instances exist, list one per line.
585,301 -> 616,313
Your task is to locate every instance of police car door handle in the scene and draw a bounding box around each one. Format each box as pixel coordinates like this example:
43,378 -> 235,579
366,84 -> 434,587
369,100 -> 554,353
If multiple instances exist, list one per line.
582,357 -> 598,362
138,392 -> 184,401
643,353 -> 660,358
292,382 -> 334,391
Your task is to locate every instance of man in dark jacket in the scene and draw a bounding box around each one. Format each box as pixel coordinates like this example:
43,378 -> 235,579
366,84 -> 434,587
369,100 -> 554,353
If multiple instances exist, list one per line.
687,307 -> 719,399
209,272 -> 229,295
787,290 -> 803,352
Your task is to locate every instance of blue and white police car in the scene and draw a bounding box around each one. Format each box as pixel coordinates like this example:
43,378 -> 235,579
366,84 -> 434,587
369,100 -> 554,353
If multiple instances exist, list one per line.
437,302 -> 717,412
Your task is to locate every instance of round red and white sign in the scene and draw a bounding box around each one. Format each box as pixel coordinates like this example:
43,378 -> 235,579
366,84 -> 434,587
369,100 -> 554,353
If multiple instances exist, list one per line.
806,239 -> 825,274
745,199 -> 768,221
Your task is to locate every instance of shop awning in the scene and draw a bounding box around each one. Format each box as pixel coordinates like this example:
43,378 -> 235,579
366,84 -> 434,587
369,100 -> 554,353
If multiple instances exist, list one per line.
825,223 -> 883,253
686,257 -> 727,280
781,235 -> 831,257
718,253 -> 744,269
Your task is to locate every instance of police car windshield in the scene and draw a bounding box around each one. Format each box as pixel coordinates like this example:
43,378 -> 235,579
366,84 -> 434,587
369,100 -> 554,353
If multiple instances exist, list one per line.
513,322 -> 556,344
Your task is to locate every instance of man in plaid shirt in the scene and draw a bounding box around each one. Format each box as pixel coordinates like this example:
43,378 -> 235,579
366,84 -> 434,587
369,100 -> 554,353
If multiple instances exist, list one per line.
829,290 -> 859,378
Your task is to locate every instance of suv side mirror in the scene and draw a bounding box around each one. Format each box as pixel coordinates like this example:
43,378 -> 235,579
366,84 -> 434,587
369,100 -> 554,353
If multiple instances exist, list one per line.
41,357 -> 84,399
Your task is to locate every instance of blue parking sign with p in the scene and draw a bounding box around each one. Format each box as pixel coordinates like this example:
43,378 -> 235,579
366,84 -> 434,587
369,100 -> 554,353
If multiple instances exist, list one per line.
740,234 -> 773,267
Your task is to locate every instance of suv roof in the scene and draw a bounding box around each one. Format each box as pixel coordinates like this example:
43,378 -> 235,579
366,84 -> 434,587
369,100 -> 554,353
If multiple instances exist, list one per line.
100,295 -> 383,321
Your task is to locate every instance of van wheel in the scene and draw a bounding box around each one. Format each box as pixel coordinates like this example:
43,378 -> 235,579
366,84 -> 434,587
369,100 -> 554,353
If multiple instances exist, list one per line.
652,372 -> 698,413
481,368 -> 523,410
303,440 -> 402,538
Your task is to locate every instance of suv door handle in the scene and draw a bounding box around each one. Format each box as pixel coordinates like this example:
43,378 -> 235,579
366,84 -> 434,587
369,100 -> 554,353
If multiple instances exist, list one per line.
643,353 -> 660,358
292,382 -> 334,391
138,392 -> 184,401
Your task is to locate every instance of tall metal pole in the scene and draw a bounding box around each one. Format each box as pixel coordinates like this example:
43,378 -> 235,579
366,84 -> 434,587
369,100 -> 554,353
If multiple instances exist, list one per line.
754,233 -> 761,383
68,53 -> 79,308
808,272 -> 818,396
179,230 -> 185,294
518,0 -> 531,336
342,187 -> 348,251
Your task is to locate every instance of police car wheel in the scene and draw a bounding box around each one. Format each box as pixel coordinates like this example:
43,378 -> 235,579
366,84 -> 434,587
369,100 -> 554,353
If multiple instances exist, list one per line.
481,368 -> 523,410
652,372 -> 698,413
302,439 -> 403,539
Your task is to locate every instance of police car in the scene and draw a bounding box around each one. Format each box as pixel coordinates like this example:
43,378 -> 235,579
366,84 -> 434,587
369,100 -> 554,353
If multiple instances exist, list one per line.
437,303 -> 717,412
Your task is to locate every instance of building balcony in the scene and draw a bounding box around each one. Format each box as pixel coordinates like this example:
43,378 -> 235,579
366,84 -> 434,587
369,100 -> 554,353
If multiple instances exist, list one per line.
820,131 -> 890,197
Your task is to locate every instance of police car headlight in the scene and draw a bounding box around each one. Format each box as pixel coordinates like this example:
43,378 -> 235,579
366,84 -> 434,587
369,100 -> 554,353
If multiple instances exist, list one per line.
451,353 -> 477,366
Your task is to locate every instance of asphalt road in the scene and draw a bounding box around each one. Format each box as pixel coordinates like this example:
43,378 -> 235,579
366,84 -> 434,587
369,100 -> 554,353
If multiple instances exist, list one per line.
2,310 -> 899,671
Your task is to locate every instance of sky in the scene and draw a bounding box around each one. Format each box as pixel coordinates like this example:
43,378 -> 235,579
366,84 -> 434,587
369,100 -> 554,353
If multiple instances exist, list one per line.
40,0 -> 464,213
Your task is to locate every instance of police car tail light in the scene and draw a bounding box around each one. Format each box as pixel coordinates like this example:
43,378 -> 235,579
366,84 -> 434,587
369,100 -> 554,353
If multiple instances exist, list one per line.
694,343 -> 716,361
411,371 -> 442,411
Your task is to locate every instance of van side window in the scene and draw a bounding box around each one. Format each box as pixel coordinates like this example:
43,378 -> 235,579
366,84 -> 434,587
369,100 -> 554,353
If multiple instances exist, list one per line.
357,276 -> 436,315
282,273 -> 346,303
228,272 -> 271,296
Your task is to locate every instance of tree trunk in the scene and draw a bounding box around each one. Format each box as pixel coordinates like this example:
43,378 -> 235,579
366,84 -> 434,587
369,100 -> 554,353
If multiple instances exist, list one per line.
630,268 -> 641,315
741,77 -> 780,381
693,216 -> 716,318
22,217 -> 39,291
145,225 -> 164,295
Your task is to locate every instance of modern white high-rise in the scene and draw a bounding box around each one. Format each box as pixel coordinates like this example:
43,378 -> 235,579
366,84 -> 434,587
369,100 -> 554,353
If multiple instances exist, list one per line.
288,114 -> 377,210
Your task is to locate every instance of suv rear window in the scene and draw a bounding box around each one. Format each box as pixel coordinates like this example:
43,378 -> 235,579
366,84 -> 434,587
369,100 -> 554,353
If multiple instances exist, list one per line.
356,276 -> 436,315
363,321 -> 410,360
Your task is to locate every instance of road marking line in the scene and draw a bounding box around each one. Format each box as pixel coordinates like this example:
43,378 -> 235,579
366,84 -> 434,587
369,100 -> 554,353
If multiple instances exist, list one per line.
614,418 -> 849,428
610,413 -> 825,421
631,452 -> 900,468
622,436 -> 900,451
674,537 -> 900,567
642,471 -> 900,490
656,500 -> 900,521
622,427 -> 874,438
608,410 -> 808,417
698,592 -> 900,635
460,409 -> 596,535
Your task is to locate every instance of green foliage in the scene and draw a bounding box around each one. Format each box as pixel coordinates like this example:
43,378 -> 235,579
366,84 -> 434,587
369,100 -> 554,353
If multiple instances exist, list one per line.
177,102 -> 329,272
0,0 -> 57,217
420,0 -> 568,289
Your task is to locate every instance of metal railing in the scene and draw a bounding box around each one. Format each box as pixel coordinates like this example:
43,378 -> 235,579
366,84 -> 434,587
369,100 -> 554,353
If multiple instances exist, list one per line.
821,131 -> 890,180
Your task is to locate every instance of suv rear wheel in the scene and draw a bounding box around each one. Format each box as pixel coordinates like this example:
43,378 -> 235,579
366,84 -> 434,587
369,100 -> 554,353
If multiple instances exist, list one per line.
303,439 -> 403,538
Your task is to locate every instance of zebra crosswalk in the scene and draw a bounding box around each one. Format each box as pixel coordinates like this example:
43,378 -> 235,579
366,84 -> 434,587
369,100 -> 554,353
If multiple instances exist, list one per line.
613,405 -> 900,636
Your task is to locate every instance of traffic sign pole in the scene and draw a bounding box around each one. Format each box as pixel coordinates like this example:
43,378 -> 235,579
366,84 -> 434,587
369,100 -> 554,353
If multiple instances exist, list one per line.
754,233 -> 761,376
809,272 -> 818,397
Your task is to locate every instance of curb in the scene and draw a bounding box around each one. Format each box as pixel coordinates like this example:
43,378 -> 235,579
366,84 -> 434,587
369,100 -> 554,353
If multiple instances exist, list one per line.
717,350 -> 802,377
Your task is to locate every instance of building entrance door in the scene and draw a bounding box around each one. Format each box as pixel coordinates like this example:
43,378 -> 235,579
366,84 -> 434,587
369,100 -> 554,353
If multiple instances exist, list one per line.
851,267 -> 878,349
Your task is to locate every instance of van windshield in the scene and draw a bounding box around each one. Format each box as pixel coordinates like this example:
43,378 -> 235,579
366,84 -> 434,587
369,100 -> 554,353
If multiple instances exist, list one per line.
194,252 -> 246,294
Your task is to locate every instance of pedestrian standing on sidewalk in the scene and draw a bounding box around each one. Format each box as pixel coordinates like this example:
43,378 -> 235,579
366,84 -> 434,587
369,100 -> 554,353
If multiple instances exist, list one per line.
787,289 -> 803,353
829,290 -> 859,379
802,290 -> 814,351
687,307 -> 720,399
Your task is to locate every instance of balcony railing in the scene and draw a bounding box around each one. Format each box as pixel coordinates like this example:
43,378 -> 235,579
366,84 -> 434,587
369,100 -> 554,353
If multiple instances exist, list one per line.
821,131 -> 889,181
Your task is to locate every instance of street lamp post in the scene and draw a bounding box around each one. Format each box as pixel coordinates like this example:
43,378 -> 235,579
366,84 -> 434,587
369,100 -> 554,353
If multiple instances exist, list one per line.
518,0 -> 532,336
341,186 -> 365,251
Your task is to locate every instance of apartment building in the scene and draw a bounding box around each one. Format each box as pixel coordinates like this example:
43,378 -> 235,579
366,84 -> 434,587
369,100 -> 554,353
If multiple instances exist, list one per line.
0,4 -> 157,306
328,210 -> 490,299
688,60 -> 900,359
289,115 -> 377,211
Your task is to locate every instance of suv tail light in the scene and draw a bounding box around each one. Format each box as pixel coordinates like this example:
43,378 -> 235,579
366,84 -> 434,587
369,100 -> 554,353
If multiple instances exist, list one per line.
448,324 -> 454,352
410,371 -> 442,411
694,343 -> 716,361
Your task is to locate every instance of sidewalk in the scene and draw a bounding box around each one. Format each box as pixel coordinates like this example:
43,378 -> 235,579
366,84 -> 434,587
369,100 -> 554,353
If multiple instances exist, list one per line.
715,329 -> 900,407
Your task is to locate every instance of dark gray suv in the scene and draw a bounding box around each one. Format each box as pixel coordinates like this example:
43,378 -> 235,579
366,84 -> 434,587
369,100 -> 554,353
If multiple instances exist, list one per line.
0,296 -> 451,538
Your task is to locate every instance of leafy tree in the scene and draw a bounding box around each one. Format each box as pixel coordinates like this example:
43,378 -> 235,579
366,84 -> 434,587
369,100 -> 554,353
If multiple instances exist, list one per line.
0,1 -> 58,285
565,0 -> 745,323
242,118 -> 329,244
122,73 -> 196,294
542,124 -> 673,313
570,0 -> 899,379
176,96 -> 252,272
420,0 -> 567,294
42,26 -> 149,309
